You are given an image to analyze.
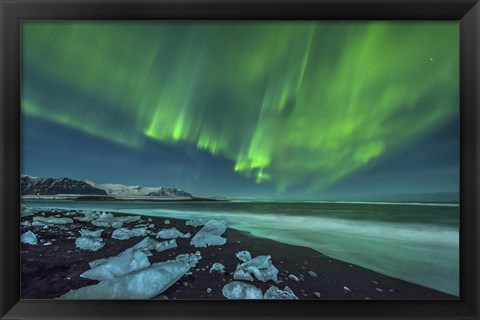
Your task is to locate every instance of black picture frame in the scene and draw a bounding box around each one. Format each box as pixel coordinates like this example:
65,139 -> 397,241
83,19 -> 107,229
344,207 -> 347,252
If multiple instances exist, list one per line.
1,0 -> 479,319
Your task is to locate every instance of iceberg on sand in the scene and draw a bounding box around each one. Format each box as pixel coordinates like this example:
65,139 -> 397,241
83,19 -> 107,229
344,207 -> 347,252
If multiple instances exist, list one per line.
132,236 -> 158,251
175,251 -> 202,268
21,205 -> 35,217
32,216 -> 73,227
264,286 -> 298,299
156,228 -> 180,239
59,261 -> 190,299
209,263 -> 226,274
112,227 -> 148,240
222,281 -> 298,300
190,220 -> 227,248
127,236 -> 177,253
91,212 -> 141,228
156,228 -> 191,240
222,281 -> 264,299
79,229 -> 103,238
81,249 -> 150,280
155,239 -> 178,252
75,229 -> 105,251
186,219 -> 209,227
236,250 -> 252,262
60,251 -> 202,299
21,231 -> 38,245
233,250 -> 279,283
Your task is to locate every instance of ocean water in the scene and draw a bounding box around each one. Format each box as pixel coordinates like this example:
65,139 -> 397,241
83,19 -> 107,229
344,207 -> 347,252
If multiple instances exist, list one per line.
22,199 -> 459,296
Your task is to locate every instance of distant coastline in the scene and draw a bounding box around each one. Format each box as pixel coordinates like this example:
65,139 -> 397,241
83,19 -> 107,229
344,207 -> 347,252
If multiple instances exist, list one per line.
21,195 -> 227,202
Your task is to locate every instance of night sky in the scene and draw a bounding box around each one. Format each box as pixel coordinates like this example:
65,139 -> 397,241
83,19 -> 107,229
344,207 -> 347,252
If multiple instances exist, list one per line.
21,21 -> 459,200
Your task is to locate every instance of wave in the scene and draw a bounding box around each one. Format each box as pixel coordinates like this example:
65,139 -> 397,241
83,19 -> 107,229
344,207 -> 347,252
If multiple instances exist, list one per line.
23,201 -> 459,296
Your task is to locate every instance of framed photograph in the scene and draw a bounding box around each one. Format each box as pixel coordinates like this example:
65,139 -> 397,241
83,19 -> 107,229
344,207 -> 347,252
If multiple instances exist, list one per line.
1,0 -> 479,319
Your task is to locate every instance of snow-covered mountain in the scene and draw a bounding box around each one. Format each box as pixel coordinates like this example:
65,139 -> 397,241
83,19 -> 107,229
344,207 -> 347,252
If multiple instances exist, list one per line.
84,181 -> 192,198
21,175 -> 107,196
21,175 -> 192,198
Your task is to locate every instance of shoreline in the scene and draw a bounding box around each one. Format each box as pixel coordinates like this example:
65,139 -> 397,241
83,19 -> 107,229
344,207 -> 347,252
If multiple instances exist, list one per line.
22,196 -> 458,206
20,208 -> 457,300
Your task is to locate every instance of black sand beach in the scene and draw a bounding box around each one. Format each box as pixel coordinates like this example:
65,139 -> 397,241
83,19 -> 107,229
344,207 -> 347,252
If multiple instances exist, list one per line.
20,209 -> 457,300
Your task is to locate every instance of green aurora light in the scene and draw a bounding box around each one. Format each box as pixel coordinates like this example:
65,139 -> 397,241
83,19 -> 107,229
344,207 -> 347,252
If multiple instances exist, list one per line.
22,21 -> 459,193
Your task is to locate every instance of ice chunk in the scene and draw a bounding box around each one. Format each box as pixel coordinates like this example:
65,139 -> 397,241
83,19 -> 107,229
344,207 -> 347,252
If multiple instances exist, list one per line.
222,281 -> 264,299
75,236 -> 104,251
128,236 -> 174,255
132,236 -> 158,251
209,263 -> 226,274
308,271 -> 318,278
175,251 -> 202,268
59,261 -> 190,299
246,263 -> 279,283
32,216 -> 73,227
21,205 -> 35,217
21,231 -> 38,245
112,227 -> 148,240
190,220 -> 227,248
154,239 -> 177,252
74,211 -> 99,222
156,228 -> 181,239
91,214 -> 140,228
164,219 -> 171,224
81,249 -> 150,280
156,228 -> 191,240
76,228 -> 105,251
264,286 -> 298,299
99,212 -> 114,220
21,221 -> 31,227
186,218 -> 208,227
233,266 -> 254,281
91,220 -> 111,227
110,215 -> 141,223
241,255 -> 270,269
89,258 -> 108,268
236,250 -> 252,262
79,229 -> 103,238
111,222 -> 123,229
234,252 -> 279,283
143,250 -> 153,257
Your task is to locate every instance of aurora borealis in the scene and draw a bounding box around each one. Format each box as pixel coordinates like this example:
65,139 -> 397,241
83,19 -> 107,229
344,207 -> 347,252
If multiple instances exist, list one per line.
21,21 -> 459,199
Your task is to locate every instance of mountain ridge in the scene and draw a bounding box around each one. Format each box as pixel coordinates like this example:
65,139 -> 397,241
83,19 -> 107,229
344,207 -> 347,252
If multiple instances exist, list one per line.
21,175 -> 192,198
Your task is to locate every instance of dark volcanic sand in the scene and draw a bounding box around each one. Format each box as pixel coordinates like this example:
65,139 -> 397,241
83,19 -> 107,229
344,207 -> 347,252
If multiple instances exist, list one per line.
20,209 -> 457,300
